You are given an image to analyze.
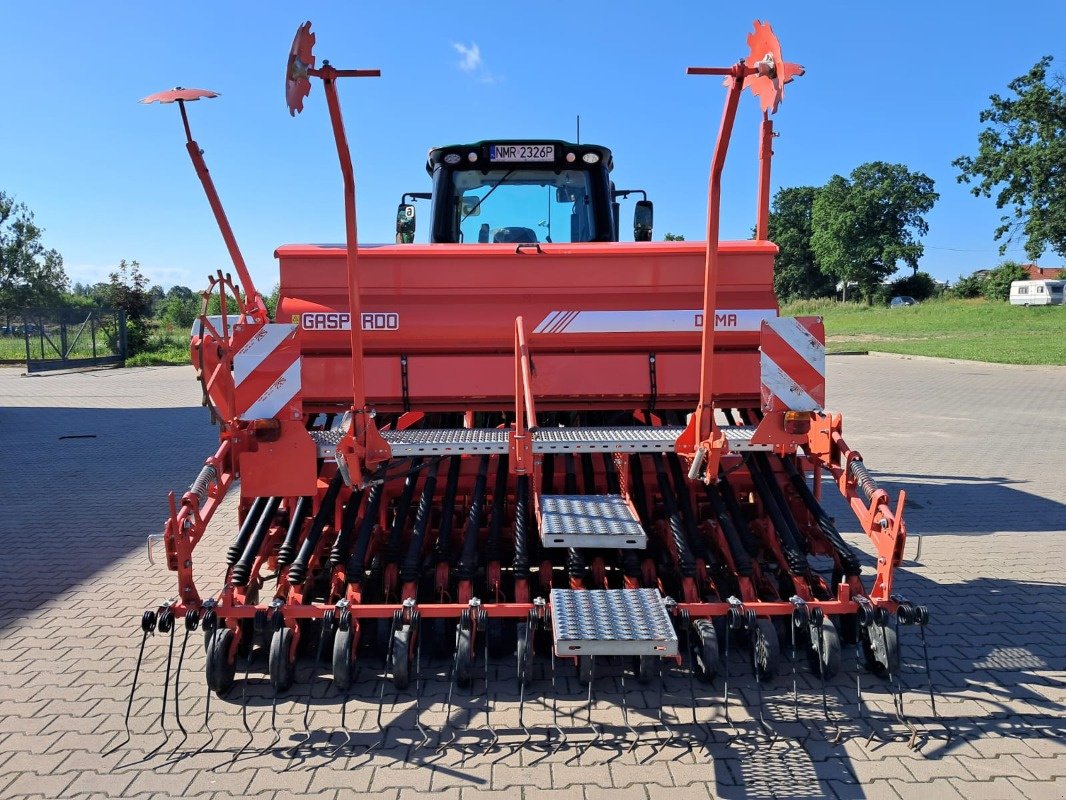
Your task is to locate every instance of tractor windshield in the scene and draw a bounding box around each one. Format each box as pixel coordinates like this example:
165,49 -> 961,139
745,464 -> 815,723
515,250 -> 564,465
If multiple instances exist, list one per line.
448,169 -> 599,244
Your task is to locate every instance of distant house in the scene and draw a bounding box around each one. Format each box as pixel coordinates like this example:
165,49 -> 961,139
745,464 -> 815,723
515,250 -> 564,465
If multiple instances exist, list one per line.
1021,264 -> 1064,280
972,263 -> 1063,280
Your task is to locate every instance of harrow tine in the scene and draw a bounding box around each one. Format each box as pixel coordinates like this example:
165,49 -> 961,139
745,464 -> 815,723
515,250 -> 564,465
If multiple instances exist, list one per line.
515,612 -> 536,752
193,608 -> 219,759
156,609 -> 176,746
365,611 -> 400,756
750,624 -> 778,747
885,613 -> 921,750
619,667 -> 638,754
104,610 -> 157,756
291,610 -> 334,761
330,617 -> 359,759
789,602 -> 803,727
679,612 -> 711,748
548,643 -> 567,753
479,608 -> 498,754
914,609 -> 951,743
168,609 -> 200,757
565,655 -> 600,765
810,610 -> 842,744
436,609 -> 467,755
231,632 -> 257,764
411,611 -> 431,751
855,605 -> 880,747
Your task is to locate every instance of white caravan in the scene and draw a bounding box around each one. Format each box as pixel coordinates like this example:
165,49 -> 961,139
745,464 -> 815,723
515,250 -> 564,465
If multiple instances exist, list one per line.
1009,280 -> 1065,306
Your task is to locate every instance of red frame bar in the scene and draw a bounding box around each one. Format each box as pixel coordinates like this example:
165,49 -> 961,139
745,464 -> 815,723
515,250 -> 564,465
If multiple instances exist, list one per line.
176,101 -> 268,324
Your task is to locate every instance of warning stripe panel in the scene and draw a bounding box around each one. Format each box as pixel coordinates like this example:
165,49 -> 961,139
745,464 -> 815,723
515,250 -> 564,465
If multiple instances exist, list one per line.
232,322 -> 302,421
242,359 -> 302,420
761,324 -> 825,398
760,316 -> 825,412
233,324 -> 297,386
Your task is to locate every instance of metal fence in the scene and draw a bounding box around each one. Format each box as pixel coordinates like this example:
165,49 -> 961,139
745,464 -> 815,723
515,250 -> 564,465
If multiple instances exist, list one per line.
19,307 -> 127,373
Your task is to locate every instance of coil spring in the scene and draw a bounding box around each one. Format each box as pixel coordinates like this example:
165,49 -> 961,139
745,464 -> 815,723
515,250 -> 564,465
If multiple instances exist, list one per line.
188,464 -> 218,508
849,460 -> 880,501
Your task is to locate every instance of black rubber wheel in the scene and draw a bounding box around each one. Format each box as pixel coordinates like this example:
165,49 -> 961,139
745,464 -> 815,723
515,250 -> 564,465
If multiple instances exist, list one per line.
578,655 -> 594,686
332,623 -> 357,690
516,623 -> 533,687
429,618 -> 453,660
807,621 -> 842,679
692,619 -> 720,683
205,627 -> 236,697
392,625 -> 412,690
488,617 -> 517,659
837,613 -> 859,646
636,654 -> 657,685
752,618 -> 780,683
863,623 -> 900,678
269,627 -> 296,692
455,625 -> 474,689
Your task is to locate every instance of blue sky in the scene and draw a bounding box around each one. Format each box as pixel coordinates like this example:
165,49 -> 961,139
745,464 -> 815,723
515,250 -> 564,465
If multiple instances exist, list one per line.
3,2 -> 1064,293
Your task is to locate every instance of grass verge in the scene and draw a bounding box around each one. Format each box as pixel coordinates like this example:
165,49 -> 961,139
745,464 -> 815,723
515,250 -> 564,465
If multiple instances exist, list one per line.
782,298 -> 1066,366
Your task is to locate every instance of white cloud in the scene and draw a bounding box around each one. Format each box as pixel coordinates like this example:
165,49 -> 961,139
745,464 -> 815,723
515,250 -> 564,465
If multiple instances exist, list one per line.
453,42 -> 482,72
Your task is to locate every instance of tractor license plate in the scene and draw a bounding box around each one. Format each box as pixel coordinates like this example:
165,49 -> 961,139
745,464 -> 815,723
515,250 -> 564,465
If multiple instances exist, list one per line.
489,144 -> 555,162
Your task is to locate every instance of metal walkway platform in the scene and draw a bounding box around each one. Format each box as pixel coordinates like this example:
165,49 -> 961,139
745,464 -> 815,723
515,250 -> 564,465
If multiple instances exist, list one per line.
310,424 -> 764,458
550,588 -> 678,657
539,495 -> 647,549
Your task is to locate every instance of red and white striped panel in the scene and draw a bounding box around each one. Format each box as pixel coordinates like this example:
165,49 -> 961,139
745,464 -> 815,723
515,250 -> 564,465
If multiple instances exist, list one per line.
759,316 -> 825,413
232,323 -> 301,421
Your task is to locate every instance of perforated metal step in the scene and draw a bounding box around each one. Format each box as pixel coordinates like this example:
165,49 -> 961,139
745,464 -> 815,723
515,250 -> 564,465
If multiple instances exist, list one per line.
539,494 -> 647,549
309,428 -> 344,458
550,588 -> 678,657
533,426 -> 684,453
310,424 -> 765,458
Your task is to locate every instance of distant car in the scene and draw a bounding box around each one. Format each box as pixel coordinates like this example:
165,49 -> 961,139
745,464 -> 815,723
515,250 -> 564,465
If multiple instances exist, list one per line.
890,296 -> 918,307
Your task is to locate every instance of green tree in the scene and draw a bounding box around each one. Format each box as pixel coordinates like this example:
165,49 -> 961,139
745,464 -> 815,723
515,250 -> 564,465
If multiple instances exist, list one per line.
953,57 -> 1066,260
767,186 -> 834,301
951,273 -> 985,299
981,261 -> 1028,301
663,232 -> 685,241
166,285 -> 195,302
0,191 -> 68,323
98,260 -> 153,354
158,295 -> 198,329
885,271 -> 938,303
99,260 -> 153,320
811,162 -> 938,302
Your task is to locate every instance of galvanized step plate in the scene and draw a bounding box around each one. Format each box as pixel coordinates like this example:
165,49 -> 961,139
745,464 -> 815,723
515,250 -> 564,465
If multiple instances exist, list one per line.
721,424 -> 770,452
314,424 -> 765,459
550,588 -> 678,658
540,495 -> 647,549
532,426 -> 685,454
382,427 -> 510,456
309,428 -> 344,458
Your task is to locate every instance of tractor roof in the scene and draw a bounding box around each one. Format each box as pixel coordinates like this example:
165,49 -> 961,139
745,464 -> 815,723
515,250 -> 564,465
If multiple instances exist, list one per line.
426,140 -> 614,174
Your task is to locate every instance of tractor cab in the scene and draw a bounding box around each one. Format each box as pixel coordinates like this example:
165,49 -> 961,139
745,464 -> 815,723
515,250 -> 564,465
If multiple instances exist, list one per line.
396,140 -> 652,244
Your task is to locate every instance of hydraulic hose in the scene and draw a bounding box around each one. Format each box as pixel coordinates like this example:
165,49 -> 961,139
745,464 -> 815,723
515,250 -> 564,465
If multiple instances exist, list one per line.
226,496 -> 268,566
782,457 -> 862,576
276,496 -> 312,567
703,482 -> 754,577
400,459 -> 441,583
231,496 -> 282,586
287,471 -> 344,585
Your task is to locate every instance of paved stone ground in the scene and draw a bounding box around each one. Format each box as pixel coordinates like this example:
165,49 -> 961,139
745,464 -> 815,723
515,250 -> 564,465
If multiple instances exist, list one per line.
0,355 -> 1064,800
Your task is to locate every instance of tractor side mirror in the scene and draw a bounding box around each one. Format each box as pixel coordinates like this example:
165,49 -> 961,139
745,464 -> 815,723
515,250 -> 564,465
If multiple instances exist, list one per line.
633,200 -> 653,242
459,196 -> 481,217
396,203 -> 416,243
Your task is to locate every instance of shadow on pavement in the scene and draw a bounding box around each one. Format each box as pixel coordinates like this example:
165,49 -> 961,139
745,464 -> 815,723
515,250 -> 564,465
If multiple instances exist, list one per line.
0,405 -> 217,632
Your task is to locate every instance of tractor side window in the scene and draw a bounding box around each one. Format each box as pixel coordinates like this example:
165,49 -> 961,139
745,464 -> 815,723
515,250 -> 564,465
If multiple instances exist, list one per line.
451,169 -> 596,244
